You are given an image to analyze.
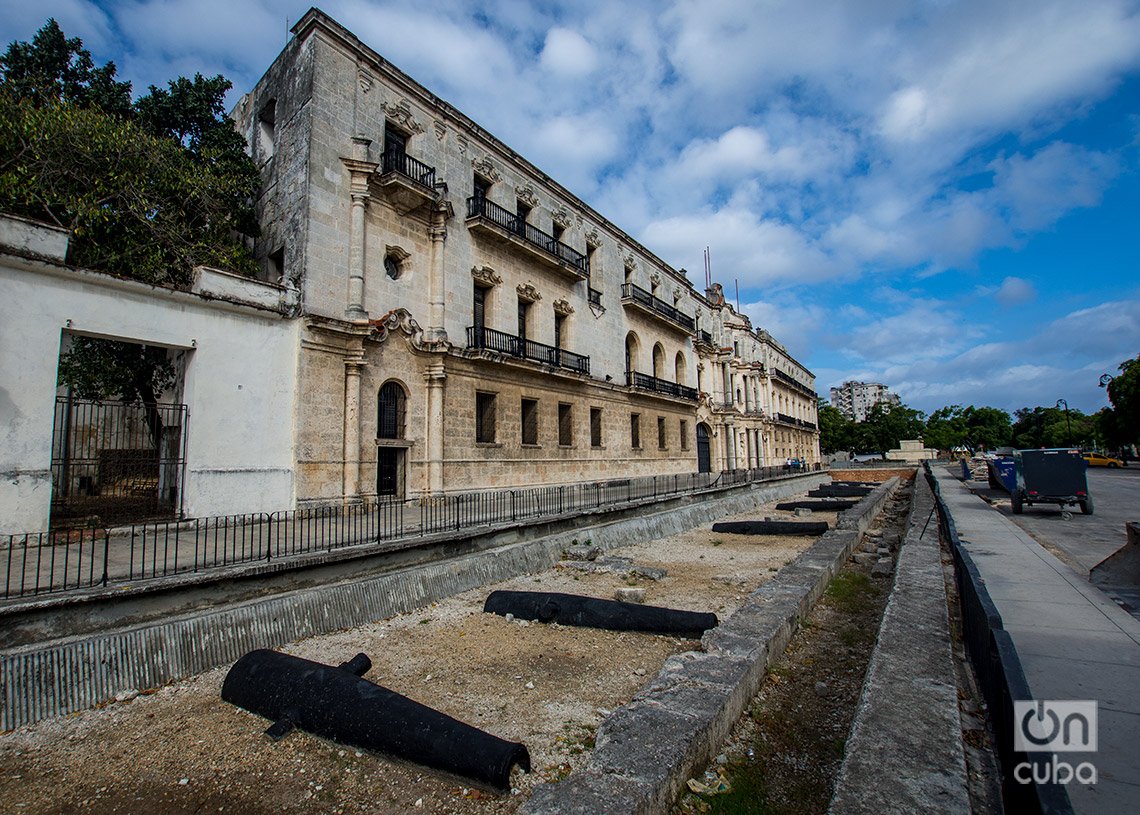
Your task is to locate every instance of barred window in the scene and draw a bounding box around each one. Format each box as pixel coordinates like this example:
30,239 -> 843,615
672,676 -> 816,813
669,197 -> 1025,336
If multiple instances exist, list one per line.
522,398 -> 539,445
657,416 -> 667,449
476,391 -> 496,443
590,407 -> 603,448
630,413 -> 641,449
558,403 -> 572,446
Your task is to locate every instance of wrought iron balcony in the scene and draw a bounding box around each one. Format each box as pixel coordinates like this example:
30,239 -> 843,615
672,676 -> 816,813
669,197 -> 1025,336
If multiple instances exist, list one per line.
772,368 -> 816,399
775,412 -> 816,430
377,149 -> 438,214
626,370 -> 699,401
696,329 -> 715,346
467,325 -> 590,375
466,196 -> 590,279
620,283 -> 695,333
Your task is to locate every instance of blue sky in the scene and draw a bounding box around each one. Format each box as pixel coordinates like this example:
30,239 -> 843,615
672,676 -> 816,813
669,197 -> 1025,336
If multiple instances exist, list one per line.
5,0 -> 1139,416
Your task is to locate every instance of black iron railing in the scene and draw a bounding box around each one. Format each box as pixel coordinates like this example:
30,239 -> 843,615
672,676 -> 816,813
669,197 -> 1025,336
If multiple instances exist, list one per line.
620,283 -> 695,331
2,464 -> 825,599
773,368 -> 816,399
626,370 -> 699,401
381,149 -> 436,190
467,325 -> 590,375
697,329 -> 714,345
466,196 -> 589,277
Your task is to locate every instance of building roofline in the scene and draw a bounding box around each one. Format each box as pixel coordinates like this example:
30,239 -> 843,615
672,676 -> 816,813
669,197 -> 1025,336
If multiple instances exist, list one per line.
289,7 -> 693,291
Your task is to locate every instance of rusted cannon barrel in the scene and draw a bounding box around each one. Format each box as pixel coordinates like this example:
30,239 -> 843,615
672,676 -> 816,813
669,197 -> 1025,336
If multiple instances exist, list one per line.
221,650 -> 530,789
776,499 -> 857,511
484,590 -> 717,637
711,520 -> 829,536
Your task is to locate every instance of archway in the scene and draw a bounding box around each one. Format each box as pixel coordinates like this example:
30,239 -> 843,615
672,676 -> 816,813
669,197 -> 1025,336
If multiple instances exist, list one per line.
377,380 -> 408,497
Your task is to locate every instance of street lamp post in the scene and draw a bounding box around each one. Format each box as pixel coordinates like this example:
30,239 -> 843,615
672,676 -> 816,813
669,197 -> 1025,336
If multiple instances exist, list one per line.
1056,399 -> 1072,447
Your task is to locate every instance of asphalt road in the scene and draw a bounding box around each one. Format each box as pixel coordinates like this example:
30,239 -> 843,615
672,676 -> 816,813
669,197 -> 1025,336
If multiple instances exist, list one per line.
965,465 -> 1140,615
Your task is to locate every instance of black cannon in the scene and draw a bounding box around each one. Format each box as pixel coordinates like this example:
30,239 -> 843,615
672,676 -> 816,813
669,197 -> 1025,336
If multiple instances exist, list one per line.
484,590 -> 717,637
775,499 -> 858,512
711,520 -> 829,536
221,650 -> 530,789
808,485 -> 872,498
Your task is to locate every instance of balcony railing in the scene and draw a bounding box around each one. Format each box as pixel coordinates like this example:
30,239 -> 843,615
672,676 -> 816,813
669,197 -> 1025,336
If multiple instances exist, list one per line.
775,412 -> 816,430
620,283 -> 695,332
381,149 -> 436,190
466,196 -> 590,278
626,370 -> 699,401
696,329 -> 714,346
467,326 -> 590,375
773,368 -> 816,398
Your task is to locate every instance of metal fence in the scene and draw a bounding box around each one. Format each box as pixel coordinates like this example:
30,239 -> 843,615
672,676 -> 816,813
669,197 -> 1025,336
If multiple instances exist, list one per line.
3,465 -> 822,600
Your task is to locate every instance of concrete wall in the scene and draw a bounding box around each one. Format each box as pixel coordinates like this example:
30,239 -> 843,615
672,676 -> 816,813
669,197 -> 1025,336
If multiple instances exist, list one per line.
0,218 -> 301,533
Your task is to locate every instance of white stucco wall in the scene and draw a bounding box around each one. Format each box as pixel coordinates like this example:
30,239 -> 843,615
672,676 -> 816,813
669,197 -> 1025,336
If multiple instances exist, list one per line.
0,223 -> 300,533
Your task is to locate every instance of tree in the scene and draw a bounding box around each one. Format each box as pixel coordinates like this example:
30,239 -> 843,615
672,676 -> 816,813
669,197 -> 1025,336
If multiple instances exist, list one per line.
0,18 -> 131,115
817,399 -> 852,455
1104,355 -> 1140,447
863,402 -> 925,458
0,20 -> 259,285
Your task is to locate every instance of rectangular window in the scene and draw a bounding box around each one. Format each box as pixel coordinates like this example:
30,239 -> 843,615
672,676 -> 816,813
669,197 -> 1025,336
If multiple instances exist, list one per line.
554,313 -> 565,349
518,298 -> 530,342
630,413 -> 641,449
475,392 -> 496,443
680,420 -> 690,451
590,407 -> 603,448
558,403 -> 572,446
473,284 -> 486,330
473,174 -> 491,200
521,398 -> 539,445
657,416 -> 667,449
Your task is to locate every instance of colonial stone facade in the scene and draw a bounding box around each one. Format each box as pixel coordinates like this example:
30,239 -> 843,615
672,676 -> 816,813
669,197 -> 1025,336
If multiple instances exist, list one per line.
232,9 -> 819,503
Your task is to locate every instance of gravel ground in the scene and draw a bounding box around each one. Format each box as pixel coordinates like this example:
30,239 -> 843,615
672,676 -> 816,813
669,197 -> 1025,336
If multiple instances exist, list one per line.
0,495 -> 836,815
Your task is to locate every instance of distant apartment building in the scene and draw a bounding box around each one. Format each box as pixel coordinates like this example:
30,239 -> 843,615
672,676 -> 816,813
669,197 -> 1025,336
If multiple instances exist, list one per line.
829,381 -> 900,423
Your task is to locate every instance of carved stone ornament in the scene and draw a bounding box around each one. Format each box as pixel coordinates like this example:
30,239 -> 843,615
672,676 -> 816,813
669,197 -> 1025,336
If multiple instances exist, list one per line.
516,282 -> 542,303
623,254 -> 638,273
515,183 -> 539,209
551,205 -> 573,229
553,298 -> 574,316
381,99 -> 425,135
584,227 -> 601,248
358,70 -> 374,94
368,307 -> 423,345
386,244 -> 411,262
433,119 -> 447,141
471,264 -> 502,287
650,273 -> 661,288
694,306 -> 703,319
458,136 -> 468,156
471,156 -> 501,183
673,287 -> 683,302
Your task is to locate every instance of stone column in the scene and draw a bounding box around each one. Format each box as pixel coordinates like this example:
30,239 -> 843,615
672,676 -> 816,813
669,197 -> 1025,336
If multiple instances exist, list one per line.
343,350 -> 365,501
344,137 -> 376,320
426,211 -> 448,344
424,360 -> 447,494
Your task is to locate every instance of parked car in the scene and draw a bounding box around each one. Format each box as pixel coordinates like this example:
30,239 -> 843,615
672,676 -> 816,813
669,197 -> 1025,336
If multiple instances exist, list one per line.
1083,452 -> 1124,468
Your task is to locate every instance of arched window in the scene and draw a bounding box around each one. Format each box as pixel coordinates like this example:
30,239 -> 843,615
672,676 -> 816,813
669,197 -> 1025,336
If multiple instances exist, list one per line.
377,381 -> 407,439
652,343 -> 665,379
625,332 -> 640,375
674,351 -> 686,385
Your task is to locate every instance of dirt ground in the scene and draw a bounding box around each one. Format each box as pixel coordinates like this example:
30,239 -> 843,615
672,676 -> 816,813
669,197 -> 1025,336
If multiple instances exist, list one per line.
0,494 -> 838,815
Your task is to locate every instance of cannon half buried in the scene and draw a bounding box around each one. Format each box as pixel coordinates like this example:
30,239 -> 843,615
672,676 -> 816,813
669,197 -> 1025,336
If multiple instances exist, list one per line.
221,650 -> 530,789
775,499 -> 858,512
484,590 -> 717,637
711,520 -> 829,536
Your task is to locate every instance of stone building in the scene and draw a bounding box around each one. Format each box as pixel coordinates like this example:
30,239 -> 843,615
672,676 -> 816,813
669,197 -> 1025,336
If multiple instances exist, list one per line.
231,8 -> 819,504
829,380 -> 901,423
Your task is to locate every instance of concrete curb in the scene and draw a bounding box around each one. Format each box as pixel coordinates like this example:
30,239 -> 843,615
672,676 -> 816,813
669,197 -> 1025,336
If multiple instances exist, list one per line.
520,477 -> 901,815
1,475 -> 824,730
829,470 -> 970,813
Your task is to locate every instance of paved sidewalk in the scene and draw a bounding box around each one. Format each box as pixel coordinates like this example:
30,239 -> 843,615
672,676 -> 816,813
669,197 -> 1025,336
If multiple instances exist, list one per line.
933,468 -> 1140,814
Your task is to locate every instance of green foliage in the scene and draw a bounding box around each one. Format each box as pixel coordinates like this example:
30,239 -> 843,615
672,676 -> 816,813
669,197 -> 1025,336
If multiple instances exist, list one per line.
0,18 -> 131,116
1010,405 -> 1096,449
0,20 -> 259,285
58,337 -> 175,404
817,400 -> 850,455
863,401 -> 925,458
923,404 -> 1011,453
1103,355 -> 1140,446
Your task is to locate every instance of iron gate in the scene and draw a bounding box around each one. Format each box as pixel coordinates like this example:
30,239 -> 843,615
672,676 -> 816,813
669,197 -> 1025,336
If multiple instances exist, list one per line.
51,396 -> 188,529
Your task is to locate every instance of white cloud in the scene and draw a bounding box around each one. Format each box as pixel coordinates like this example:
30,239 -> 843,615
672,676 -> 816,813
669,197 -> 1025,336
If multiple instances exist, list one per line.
539,27 -> 597,77
994,277 -> 1036,307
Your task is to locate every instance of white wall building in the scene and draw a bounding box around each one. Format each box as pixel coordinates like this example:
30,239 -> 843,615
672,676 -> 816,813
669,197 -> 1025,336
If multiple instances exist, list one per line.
829,380 -> 900,422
